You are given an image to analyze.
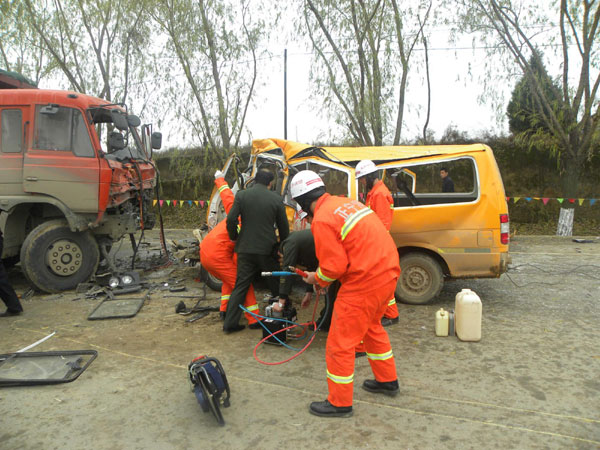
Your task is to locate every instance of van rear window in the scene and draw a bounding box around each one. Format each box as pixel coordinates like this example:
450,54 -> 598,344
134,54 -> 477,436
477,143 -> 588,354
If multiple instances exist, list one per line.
383,157 -> 478,207
34,106 -> 95,157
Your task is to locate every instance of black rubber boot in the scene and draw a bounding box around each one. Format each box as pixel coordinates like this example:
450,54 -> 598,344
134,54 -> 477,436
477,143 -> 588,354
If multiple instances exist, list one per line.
381,316 -> 399,327
223,324 -> 245,334
248,320 -> 263,329
309,400 -> 353,418
219,311 -> 226,321
362,379 -> 399,397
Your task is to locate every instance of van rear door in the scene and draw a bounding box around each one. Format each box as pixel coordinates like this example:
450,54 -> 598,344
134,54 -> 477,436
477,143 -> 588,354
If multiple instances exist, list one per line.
23,104 -> 99,213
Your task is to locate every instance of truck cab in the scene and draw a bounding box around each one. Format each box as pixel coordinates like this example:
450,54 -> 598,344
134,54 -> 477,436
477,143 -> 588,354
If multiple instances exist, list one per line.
0,89 -> 162,292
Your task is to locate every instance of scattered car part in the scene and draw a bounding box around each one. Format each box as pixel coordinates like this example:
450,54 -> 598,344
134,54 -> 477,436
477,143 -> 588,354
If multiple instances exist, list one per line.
0,350 -> 98,387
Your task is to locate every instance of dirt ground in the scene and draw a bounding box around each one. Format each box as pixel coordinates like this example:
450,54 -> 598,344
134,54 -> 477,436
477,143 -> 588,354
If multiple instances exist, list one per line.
1,231 -> 599,450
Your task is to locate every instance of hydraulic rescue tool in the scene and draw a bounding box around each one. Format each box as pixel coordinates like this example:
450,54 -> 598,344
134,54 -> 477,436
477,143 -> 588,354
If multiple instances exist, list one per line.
188,356 -> 230,426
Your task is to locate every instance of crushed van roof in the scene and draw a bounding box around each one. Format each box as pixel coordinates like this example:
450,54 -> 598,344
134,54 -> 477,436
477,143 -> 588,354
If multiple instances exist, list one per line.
252,138 -> 489,165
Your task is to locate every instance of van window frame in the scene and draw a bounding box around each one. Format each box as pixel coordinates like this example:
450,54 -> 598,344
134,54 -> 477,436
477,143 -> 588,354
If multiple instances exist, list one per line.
289,158 -> 352,198
376,155 -> 481,209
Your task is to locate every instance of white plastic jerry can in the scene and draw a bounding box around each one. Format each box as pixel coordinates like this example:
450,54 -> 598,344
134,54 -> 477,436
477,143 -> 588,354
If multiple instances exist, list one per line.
455,289 -> 482,342
435,308 -> 449,337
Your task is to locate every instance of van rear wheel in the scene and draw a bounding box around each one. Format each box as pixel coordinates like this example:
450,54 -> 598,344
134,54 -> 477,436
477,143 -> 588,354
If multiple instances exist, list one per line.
20,219 -> 100,293
396,252 -> 443,305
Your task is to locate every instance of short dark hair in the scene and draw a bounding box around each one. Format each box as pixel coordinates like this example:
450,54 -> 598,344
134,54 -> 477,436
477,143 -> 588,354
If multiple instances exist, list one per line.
440,167 -> 449,173
255,169 -> 274,186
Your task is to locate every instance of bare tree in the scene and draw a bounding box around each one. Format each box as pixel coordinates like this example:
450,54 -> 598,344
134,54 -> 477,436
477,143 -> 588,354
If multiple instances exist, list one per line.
456,0 -> 600,235
19,0 -> 156,106
152,0 -> 269,151
300,0 -> 432,146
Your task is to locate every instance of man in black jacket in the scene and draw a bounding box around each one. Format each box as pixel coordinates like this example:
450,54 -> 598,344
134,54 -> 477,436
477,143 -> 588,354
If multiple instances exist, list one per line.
224,170 -> 289,333
440,167 -> 455,193
0,229 -> 23,317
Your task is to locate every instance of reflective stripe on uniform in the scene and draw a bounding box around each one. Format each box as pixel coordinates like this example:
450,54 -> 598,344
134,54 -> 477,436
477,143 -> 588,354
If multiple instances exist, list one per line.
388,298 -> 396,306
316,267 -> 336,283
326,370 -> 354,384
340,208 -> 373,241
218,185 -> 229,193
220,295 -> 230,304
246,304 -> 259,312
366,350 -> 393,361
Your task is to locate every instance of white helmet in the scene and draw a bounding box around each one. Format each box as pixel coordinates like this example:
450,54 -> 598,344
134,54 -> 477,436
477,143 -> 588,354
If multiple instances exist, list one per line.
355,159 -> 378,178
290,170 -> 325,199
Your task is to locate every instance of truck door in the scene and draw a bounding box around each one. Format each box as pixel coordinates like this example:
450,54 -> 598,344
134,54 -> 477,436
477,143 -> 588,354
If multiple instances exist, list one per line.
0,105 -> 29,196
23,104 -> 99,213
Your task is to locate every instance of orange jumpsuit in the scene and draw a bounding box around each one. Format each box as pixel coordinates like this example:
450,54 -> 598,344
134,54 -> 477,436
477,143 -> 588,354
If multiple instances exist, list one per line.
312,193 -> 400,407
366,180 -> 399,320
199,178 -> 259,324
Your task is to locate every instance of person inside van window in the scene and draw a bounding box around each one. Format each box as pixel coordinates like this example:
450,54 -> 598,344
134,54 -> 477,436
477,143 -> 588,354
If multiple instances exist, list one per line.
440,167 -> 455,192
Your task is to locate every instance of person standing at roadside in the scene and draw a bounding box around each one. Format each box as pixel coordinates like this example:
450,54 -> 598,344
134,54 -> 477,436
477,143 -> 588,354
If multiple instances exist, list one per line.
291,170 -> 400,418
224,169 -> 289,333
0,228 -> 23,317
200,171 -> 260,327
355,160 -> 399,327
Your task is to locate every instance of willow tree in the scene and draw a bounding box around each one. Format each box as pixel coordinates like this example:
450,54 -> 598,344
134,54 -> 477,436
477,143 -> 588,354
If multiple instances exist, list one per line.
456,0 -> 600,236
19,0 -> 156,107
0,1 -> 49,84
301,0 -> 432,146
152,0 -> 269,151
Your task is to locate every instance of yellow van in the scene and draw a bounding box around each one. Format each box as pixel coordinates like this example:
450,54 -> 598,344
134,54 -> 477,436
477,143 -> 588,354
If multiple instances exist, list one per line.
206,138 -> 510,304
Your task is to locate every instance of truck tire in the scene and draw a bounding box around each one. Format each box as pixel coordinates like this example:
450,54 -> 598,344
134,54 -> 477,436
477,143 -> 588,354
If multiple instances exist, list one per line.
200,264 -> 223,292
20,219 -> 100,293
395,252 -> 444,305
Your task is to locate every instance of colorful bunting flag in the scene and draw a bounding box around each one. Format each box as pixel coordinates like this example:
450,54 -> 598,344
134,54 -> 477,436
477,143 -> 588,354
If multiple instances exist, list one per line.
525,197 -> 532,202
557,198 -> 564,203
542,198 -> 549,205
514,197 -> 520,203
194,201 -> 199,206
200,200 -> 205,208
578,198 -> 584,206
591,199 -> 597,206
153,199 -> 157,206
159,200 -> 164,207
166,200 -> 171,206
179,200 -> 184,207
188,200 -> 193,207
568,198 -> 575,204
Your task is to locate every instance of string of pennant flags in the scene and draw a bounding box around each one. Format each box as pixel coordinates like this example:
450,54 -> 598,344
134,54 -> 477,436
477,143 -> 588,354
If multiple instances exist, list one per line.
153,197 -> 599,208
506,197 -> 597,206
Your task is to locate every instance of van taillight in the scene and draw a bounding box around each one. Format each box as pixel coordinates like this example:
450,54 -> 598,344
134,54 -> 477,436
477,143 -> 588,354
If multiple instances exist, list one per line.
500,214 -> 509,244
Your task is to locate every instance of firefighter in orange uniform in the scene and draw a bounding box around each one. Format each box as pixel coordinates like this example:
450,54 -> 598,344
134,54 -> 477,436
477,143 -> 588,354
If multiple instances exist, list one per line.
355,159 -> 400,327
199,171 -> 260,327
291,170 -> 400,418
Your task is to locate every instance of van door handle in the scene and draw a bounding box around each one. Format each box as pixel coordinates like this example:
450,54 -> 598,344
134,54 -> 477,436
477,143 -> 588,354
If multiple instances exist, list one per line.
26,176 -> 38,182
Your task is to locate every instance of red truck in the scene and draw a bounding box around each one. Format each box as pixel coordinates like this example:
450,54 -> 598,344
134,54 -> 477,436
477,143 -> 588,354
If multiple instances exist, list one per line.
0,88 -> 162,292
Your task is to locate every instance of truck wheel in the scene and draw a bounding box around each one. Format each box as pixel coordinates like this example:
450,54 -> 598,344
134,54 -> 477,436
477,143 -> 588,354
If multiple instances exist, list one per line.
20,219 -> 99,293
200,264 -> 223,292
395,252 -> 443,305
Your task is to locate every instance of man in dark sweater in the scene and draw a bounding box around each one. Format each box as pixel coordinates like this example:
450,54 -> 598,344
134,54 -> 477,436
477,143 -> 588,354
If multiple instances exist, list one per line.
279,229 -> 318,308
440,167 -> 455,193
223,170 -> 289,333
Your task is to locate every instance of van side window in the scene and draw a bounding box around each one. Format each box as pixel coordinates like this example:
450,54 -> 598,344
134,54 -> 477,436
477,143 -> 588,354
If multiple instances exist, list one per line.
1,109 -> 23,153
302,162 -> 349,197
34,106 -> 95,157
384,157 -> 478,207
